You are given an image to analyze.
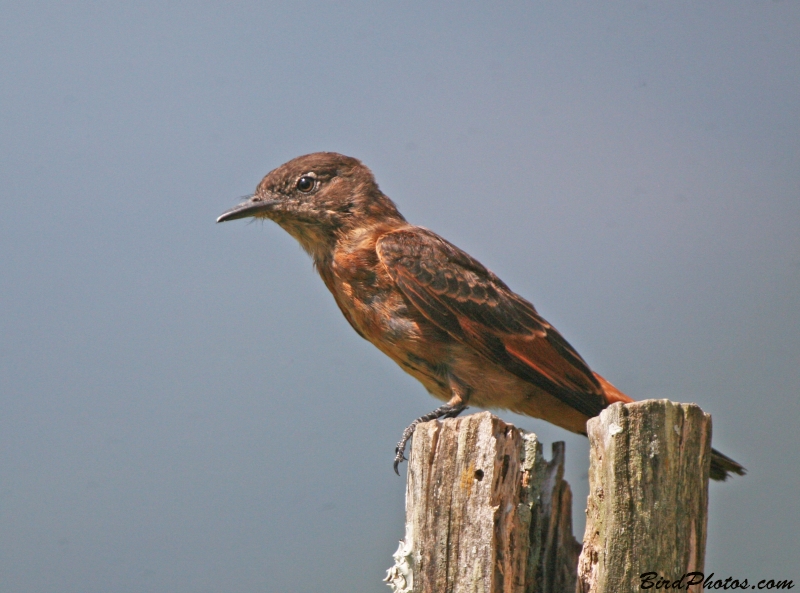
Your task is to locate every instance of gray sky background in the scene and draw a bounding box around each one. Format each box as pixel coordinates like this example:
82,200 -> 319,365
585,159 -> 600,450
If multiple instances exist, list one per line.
2,2 -> 798,591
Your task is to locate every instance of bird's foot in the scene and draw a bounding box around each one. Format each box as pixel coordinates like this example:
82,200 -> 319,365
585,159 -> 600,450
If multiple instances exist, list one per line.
393,401 -> 468,475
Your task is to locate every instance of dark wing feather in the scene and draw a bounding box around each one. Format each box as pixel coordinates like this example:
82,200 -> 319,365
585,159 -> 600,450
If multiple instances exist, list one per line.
376,227 -> 606,418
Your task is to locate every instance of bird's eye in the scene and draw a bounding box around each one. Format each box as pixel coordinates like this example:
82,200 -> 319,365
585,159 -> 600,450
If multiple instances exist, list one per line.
296,175 -> 315,193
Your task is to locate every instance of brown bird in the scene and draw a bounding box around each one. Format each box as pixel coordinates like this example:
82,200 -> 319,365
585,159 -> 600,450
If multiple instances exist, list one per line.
217,152 -> 745,481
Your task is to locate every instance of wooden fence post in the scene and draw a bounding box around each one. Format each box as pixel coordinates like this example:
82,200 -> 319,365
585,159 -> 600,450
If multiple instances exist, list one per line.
576,400 -> 712,593
386,401 -> 712,593
384,411 -> 580,593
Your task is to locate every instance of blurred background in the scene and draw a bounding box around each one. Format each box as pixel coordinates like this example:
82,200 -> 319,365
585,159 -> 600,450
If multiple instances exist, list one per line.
1,2 -> 798,591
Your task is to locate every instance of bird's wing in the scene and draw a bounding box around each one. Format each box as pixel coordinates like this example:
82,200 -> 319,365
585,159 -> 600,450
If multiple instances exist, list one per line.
376,227 -> 606,418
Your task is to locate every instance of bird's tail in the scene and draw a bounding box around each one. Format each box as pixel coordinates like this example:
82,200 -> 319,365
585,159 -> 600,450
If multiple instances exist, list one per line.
592,372 -> 746,481
593,372 -> 634,405
709,448 -> 746,481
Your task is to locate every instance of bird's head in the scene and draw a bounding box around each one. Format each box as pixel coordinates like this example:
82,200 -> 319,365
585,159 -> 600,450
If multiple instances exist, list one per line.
217,152 -> 405,257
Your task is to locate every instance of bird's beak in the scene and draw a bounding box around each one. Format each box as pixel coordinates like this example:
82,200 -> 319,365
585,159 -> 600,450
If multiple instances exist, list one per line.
216,197 -> 281,223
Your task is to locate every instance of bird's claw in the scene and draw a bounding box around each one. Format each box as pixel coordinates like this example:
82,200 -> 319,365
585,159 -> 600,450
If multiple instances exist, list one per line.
392,401 -> 469,475
393,448 -> 407,475
393,438 -> 411,475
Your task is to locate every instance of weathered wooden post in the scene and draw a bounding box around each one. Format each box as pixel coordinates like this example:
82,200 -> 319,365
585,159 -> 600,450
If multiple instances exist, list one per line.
576,400 -> 712,593
384,411 -> 580,593
386,401 -> 713,593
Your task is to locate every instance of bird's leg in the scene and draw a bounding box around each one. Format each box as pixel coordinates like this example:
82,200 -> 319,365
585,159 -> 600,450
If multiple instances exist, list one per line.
393,376 -> 471,474
392,397 -> 467,474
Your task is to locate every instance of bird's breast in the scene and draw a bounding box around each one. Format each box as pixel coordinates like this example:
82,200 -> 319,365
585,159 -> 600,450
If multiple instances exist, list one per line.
321,245 -> 452,397
331,253 -> 419,344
